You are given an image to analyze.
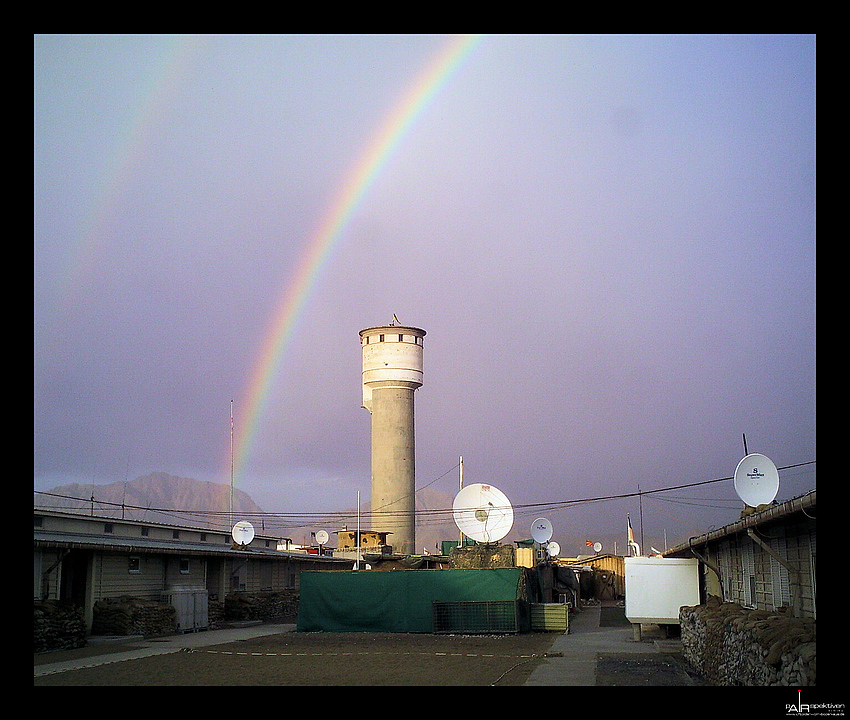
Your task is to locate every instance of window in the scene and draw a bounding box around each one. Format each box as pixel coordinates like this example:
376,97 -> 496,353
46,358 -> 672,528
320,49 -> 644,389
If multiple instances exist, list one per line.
128,557 -> 141,574
200,533 -> 207,541
141,526 -> 149,537
173,529 -> 180,539
104,523 -> 114,534
398,334 -> 404,342
180,558 -> 190,574
379,334 -> 385,342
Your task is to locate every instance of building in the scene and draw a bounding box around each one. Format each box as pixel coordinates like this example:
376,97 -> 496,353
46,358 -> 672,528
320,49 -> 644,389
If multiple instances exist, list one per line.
360,323 -> 426,556
34,508 -> 349,634
663,490 -> 816,619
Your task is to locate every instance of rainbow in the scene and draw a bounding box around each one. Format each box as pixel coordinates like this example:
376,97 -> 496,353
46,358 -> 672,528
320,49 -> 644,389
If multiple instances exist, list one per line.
231,34 -> 484,486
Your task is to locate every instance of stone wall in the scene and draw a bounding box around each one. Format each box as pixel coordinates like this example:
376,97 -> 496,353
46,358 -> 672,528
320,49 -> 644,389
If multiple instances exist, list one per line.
450,544 -> 516,569
91,596 -> 177,637
224,590 -> 299,621
680,596 -> 816,686
34,600 -> 87,653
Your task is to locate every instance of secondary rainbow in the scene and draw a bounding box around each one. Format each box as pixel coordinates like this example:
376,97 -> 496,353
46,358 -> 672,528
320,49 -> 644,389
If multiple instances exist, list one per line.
231,34 -> 484,485
61,35 -> 206,304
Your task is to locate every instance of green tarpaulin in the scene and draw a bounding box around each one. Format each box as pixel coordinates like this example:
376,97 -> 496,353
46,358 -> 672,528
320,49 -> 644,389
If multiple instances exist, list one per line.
297,568 -> 525,633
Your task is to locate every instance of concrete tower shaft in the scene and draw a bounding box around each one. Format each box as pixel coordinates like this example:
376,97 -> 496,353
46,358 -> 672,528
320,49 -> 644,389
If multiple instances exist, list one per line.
360,325 -> 425,556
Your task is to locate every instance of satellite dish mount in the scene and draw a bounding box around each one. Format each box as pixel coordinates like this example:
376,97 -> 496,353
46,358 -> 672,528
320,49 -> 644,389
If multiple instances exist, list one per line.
453,483 -> 514,544
734,453 -> 780,509
231,520 -> 255,548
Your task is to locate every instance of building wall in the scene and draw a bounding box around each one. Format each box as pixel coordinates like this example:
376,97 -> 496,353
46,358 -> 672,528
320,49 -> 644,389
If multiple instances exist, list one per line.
34,510 -> 349,633
97,552 -> 170,600
693,513 -> 815,619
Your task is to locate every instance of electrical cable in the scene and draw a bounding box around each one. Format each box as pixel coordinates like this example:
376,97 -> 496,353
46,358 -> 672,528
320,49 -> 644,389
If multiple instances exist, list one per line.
34,460 -> 815,531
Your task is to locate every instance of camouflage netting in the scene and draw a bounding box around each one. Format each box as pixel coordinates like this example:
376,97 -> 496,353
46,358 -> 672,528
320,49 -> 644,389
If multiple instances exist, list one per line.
680,596 -> 816,686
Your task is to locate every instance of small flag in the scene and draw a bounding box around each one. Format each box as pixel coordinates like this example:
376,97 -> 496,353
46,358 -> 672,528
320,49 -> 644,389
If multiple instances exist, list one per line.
627,514 -> 641,556
586,540 -> 594,547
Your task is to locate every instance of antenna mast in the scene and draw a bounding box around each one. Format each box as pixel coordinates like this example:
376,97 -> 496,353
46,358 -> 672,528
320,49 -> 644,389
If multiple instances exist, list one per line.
230,399 -> 234,527
458,456 -> 464,546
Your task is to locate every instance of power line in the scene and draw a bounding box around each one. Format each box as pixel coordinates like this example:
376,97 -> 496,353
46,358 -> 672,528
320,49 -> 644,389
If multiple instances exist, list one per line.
34,460 -> 814,529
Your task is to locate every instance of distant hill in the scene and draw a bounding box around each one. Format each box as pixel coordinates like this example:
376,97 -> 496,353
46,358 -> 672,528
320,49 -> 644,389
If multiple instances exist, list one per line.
35,473 -> 553,555
415,486 -> 459,554
35,471 -> 264,530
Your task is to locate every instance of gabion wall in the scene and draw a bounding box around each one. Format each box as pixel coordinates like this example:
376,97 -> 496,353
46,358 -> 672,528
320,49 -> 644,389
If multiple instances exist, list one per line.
680,596 -> 816,686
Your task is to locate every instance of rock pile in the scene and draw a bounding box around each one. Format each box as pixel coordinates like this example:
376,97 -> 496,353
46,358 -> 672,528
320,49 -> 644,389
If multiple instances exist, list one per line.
224,590 -> 299,621
680,596 -> 816,686
450,544 -> 516,569
91,596 -> 177,636
34,600 -> 86,652
209,597 -> 225,627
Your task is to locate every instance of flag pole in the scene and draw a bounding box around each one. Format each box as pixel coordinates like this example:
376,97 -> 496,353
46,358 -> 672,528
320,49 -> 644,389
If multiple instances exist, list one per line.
458,456 -> 464,547
230,399 -> 234,529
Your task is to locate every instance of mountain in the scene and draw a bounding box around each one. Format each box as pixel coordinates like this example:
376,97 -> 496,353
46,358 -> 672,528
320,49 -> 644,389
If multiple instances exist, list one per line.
36,472 -> 264,529
34,474 -> 538,555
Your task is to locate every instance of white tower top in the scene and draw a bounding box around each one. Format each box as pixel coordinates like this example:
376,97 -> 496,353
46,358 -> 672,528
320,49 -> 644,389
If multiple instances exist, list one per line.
360,325 -> 425,413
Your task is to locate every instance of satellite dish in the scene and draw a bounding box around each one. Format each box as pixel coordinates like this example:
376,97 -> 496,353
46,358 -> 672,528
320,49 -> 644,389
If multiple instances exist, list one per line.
315,530 -> 329,545
734,453 -> 780,507
593,541 -> 603,554
546,541 -> 561,557
530,517 -> 554,544
453,483 -> 514,543
231,520 -> 255,546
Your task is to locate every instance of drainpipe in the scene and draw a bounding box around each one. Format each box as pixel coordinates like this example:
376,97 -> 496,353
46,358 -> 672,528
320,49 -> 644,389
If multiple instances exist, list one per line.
688,536 -> 725,602
746,529 -> 801,617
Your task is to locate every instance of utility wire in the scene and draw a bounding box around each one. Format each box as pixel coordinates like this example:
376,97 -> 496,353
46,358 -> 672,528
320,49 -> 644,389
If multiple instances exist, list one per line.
34,460 -> 814,529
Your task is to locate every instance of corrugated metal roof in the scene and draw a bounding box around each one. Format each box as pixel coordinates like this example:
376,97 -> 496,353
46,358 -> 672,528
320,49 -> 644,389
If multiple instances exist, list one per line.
33,528 -> 348,563
663,489 -> 816,557
33,508 -> 350,564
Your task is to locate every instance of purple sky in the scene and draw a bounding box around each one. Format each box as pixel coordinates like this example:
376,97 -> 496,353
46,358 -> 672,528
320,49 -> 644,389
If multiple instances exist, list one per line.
34,34 -> 815,555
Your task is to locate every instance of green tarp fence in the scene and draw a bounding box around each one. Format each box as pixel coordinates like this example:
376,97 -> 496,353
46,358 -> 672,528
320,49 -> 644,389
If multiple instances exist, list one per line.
297,568 -> 525,633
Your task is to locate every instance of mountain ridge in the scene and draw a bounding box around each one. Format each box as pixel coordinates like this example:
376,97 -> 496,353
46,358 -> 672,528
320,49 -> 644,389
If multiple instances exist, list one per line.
36,471 -> 263,528
34,472 -> 462,549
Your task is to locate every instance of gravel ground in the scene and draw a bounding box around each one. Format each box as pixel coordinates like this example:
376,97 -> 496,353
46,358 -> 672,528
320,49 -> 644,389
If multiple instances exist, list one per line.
34,629 -> 560,686
595,653 -> 707,686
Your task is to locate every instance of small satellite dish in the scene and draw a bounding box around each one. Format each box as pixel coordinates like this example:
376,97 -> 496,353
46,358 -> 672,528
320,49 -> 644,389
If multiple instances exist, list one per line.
734,453 -> 780,507
593,541 -> 603,554
315,530 -> 329,545
453,483 -> 514,543
231,520 -> 255,546
546,541 -> 561,557
530,517 -> 554,544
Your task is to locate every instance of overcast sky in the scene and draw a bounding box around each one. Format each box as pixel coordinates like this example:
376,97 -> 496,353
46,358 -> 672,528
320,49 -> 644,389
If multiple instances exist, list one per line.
34,34 -> 815,555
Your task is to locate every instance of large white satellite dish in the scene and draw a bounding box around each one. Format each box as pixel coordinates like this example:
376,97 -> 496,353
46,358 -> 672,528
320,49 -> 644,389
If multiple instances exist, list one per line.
231,520 -> 255,546
530,518 -> 554,544
734,453 -> 780,507
453,483 -> 514,543
315,530 -> 329,545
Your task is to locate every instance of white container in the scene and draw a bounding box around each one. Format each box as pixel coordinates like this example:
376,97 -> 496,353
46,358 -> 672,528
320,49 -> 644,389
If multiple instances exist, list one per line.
624,557 -> 700,625
162,587 -> 209,632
